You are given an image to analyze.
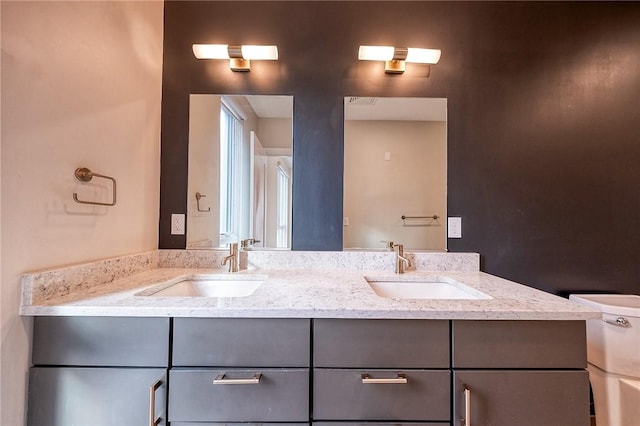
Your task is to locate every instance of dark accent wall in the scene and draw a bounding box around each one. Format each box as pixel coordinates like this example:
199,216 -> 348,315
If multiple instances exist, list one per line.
160,1 -> 640,295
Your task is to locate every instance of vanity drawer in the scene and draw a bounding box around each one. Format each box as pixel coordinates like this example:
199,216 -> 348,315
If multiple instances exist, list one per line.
313,369 -> 450,421
169,368 -> 309,422
172,318 -> 311,367
32,316 -> 169,367
452,320 -> 587,368
172,424 -> 309,426
313,319 -> 449,368
313,424 -> 444,426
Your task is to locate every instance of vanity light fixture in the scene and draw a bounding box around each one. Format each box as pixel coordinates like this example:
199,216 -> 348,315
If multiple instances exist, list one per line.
358,45 -> 441,74
192,44 -> 278,72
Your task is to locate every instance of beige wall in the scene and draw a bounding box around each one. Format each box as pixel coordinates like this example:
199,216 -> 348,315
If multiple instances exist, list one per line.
0,1 -> 164,423
344,120 -> 447,250
187,95 -> 222,248
258,117 -> 293,150
187,95 -> 260,248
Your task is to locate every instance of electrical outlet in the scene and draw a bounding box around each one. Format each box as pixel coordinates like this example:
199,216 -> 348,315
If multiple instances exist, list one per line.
448,217 -> 462,238
171,214 -> 185,235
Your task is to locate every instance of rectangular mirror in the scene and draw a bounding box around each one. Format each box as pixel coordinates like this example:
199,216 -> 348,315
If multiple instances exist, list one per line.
187,95 -> 293,249
343,97 -> 447,251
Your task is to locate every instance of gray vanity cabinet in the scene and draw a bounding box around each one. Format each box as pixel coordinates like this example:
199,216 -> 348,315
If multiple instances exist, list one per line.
27,315 -> 591,426
169,318 -> 311,424
452,320 -> 590,426
27,316 -> 170,426
313,319 -> 451,422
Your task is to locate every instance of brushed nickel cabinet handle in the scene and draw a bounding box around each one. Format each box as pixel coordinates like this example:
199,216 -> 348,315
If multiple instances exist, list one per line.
361,373 -> 408,384
462,385 -> 471,426
213,373 -> 262,385
149,379 -> 162,426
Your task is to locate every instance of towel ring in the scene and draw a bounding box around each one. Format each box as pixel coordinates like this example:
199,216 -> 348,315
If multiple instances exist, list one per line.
72,167 -> 117,206
195,192 -> 211,212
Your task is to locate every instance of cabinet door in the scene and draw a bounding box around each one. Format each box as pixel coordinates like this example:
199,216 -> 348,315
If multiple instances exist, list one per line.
27,367 -> 166,426
453,370 -> 590,426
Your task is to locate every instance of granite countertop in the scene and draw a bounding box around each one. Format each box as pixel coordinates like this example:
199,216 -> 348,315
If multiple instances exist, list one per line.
20,251 -> 598,320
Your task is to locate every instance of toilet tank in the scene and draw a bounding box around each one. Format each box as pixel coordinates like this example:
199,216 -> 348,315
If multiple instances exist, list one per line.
569,294 -> 640,377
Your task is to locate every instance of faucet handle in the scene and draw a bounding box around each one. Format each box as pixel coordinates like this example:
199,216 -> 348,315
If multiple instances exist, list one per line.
380,240 -> 394,250
240,239 -> 261,248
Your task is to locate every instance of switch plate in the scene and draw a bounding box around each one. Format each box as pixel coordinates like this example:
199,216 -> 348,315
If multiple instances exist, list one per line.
384,152 -> 391,161
343,217 -> 350,226
448,217 -> 462,238
171,214 -> 185,235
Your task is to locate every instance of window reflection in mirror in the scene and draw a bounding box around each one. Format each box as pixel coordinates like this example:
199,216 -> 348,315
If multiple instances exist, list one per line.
343,97 -> 447,251
187,95 -> 293,250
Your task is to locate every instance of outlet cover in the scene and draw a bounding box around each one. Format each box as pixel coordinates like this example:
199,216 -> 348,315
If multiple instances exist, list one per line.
448,217 -> 462,238
171,213 -> 185,235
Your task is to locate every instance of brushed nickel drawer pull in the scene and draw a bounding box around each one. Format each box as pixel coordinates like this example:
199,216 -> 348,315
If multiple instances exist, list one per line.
149,379 -> 162,426
462,384 -> 471,426
213,373 -> 262,385
361,373 -> 408,384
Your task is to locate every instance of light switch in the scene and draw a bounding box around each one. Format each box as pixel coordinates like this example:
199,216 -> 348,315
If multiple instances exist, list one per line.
343,217 -> 350,226
448,217 -> 462,238
384,152 -> 391,161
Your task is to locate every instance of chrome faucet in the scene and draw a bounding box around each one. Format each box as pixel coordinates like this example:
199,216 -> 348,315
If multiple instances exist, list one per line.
221,243 -> 239,272
392,243 -> 411,274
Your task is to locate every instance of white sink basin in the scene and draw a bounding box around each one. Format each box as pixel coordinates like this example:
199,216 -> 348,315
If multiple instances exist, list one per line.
365,276 -> 492,300
138,274 -> 266,298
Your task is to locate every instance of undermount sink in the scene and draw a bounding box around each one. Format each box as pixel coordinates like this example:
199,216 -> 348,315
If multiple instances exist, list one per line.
365,276 -> 492,300
138,274 -> 266,298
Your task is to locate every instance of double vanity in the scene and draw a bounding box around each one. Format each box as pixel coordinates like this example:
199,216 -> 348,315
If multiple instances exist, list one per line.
21,250 -> 598,426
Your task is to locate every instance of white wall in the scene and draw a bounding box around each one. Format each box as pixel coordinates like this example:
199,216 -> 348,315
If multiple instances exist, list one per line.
344,120 -> 447,250
0,2 -> 164,424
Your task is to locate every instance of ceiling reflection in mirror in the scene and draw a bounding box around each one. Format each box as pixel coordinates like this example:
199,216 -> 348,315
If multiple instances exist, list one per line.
343,97 -> 447,251
187,94 -> 293,250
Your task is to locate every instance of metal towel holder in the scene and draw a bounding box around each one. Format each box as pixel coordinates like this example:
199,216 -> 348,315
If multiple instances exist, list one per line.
401,215 -> 440,226
195,192 -> 211,212
72,167 -> 117,206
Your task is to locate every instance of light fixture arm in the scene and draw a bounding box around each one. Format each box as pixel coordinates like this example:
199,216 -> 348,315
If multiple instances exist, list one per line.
226,45 -> 250,71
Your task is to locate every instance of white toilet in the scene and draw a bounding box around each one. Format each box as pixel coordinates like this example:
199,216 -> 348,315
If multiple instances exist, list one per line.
570,294 -> 640,426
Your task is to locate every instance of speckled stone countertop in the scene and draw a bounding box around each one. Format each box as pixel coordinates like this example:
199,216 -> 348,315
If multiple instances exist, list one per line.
20,250 -> 598,320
